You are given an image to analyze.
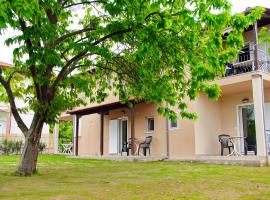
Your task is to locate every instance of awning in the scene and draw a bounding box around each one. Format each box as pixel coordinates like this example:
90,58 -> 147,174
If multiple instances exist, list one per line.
67,100 -> 137,116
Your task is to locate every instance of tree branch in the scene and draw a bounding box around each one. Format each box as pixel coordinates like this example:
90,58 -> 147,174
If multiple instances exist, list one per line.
0,71 -> 29,135
52,27 -> 95,46
63,1 -> 107,9
91,27 -> 133,46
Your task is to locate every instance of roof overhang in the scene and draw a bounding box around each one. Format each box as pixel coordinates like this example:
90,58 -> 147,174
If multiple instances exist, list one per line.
67,99 -> 139,116
0,61 -> 12,69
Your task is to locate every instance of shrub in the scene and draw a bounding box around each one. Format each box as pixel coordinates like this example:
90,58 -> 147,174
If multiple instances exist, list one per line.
0,139 -> 12,155
0,139 -> 24,155
38,142 -> 47,153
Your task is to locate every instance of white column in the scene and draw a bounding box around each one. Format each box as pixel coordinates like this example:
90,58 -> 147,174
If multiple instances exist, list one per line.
252,74 -> 267,156
53,122 -> 59,154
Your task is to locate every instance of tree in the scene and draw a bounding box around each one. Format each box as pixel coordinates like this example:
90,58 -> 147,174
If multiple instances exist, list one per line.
0,0 -> 263,175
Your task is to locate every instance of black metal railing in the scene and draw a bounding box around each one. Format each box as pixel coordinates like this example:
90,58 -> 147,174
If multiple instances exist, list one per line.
225,49 -> 270,77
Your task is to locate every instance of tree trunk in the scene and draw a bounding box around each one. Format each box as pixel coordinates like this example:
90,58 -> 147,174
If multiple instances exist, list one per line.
17,117 -> 44,176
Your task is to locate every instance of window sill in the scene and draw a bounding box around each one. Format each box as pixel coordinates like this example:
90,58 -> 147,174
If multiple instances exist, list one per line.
145,131 -> 154,134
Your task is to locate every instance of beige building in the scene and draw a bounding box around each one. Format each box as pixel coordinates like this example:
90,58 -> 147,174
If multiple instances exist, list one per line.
0,62 -> 54,153
57,9 -> 270,161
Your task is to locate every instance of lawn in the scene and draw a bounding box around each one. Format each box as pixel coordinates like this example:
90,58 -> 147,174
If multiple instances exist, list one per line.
0,155 -> 270,200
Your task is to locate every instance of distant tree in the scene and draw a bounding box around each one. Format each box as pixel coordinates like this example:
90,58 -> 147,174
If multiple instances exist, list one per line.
59,121 -> 73,147
0,0 -> 263,175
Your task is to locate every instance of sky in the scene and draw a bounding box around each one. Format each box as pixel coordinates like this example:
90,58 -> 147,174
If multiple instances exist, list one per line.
0,0 -> 270,64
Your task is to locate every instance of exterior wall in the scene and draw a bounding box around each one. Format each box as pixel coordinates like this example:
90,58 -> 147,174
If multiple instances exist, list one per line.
77,102 -> 196,157
78,114 -> 101,156
194,94 -> 222,155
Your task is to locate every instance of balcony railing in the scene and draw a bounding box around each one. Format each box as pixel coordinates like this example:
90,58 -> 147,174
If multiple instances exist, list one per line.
225,49 -> 270,77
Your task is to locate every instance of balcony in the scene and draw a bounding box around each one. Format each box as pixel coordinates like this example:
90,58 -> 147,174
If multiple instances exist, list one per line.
225,46 -> 270,77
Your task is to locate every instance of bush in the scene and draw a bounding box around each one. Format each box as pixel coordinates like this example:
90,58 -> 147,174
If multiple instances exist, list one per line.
0,139 -> 24,155
38,142 -> 47,153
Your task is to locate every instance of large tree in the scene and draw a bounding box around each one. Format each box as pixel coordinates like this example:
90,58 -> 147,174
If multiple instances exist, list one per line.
0,0 -> 263,175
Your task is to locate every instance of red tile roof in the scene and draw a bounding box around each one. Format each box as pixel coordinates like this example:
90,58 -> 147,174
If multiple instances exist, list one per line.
0,61 -> 12,68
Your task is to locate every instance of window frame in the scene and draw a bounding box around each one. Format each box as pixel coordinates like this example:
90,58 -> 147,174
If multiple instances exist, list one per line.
169,118 -> 179,130
146,117 -> 155,133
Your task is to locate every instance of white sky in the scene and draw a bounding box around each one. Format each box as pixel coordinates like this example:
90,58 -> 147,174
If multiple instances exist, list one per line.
0,0 -> 270,64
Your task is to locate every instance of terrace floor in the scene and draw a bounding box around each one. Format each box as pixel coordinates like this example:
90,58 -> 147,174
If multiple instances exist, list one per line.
1,155 -> 270,199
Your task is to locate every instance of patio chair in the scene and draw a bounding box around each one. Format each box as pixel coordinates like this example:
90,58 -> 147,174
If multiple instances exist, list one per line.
244,139 -> 257,155
218,134 -> 233,156
121,138 -> 132,156
138,136 -> 152,156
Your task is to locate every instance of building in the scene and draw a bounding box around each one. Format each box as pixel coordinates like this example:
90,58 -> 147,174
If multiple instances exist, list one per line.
56,8 -> 270,164
0,62 -> 53,152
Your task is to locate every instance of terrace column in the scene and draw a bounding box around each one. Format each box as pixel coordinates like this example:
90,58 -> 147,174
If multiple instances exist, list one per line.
5,108 -> 11,141
53,122 -> 59,154
75,115 -> 80,156
100,112 -> 104,156
252,74 -> 267,156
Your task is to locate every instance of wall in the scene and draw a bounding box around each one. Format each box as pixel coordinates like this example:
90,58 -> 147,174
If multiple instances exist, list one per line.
194,94 -> 222,155
78,114 -> 101,156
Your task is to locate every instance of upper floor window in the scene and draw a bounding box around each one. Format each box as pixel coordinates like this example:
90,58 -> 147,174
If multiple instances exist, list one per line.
147,117 -> 154,132
238,44 -> 250,62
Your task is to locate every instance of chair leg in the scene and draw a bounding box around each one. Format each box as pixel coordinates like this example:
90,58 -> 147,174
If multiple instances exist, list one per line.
228,147 -> 231,154
149,148 -> 151,156
221,147 -> 224,156
143,147 -> 146,156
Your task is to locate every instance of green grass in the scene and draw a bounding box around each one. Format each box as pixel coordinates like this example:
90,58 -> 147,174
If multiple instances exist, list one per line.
1,155 -> 270,200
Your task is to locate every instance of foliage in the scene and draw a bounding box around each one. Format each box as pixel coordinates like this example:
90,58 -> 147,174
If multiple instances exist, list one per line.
59,121 -> 73,147
38,142 -> 47,153
0,1 -> 264,126
0,139 -> 23,155
0,0 -> 264,174
259,27 -> 270,55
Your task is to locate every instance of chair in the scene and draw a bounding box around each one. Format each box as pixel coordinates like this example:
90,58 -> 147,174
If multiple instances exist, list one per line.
121,138 -> 132,156
218,134 -> 233,156
244,139 -> 257,155
138,136 -> 152,156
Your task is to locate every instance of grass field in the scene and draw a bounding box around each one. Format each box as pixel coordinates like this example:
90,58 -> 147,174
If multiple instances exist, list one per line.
0,155 -> 270,199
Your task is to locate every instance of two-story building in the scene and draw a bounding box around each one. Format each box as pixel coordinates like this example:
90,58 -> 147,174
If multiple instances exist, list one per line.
58,8 -> 270,165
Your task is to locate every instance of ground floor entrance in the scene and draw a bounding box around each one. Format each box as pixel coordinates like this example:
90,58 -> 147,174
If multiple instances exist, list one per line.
109,118 -> 128,155
238,104 -> 257,155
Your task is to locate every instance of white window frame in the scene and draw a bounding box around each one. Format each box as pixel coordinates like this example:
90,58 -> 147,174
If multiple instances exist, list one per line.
169,118 -> 179,130
146,117 -> 154,133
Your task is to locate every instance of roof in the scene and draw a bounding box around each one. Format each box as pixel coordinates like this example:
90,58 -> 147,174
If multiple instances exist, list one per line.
0,61 -> 12,68
68,99 -> 138,116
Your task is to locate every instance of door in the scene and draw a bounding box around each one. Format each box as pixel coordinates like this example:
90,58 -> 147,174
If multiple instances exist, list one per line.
119,119 -> 128,153
239,105 -> 256,154
109,120 -> 119,154
264,102 -> 270,153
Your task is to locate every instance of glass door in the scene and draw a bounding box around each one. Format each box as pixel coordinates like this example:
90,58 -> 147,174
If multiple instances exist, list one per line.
239,105 -> 257,155
119,118 -> 128,154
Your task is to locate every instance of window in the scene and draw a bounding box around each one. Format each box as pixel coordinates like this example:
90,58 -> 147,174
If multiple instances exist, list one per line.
238,44 -> 250,62
169,119 -> 179,130
147,117 -> 154,132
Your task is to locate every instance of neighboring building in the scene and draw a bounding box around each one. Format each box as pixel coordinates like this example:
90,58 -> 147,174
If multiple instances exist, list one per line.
0,62 -> 53,152
59,9 -> 270,160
